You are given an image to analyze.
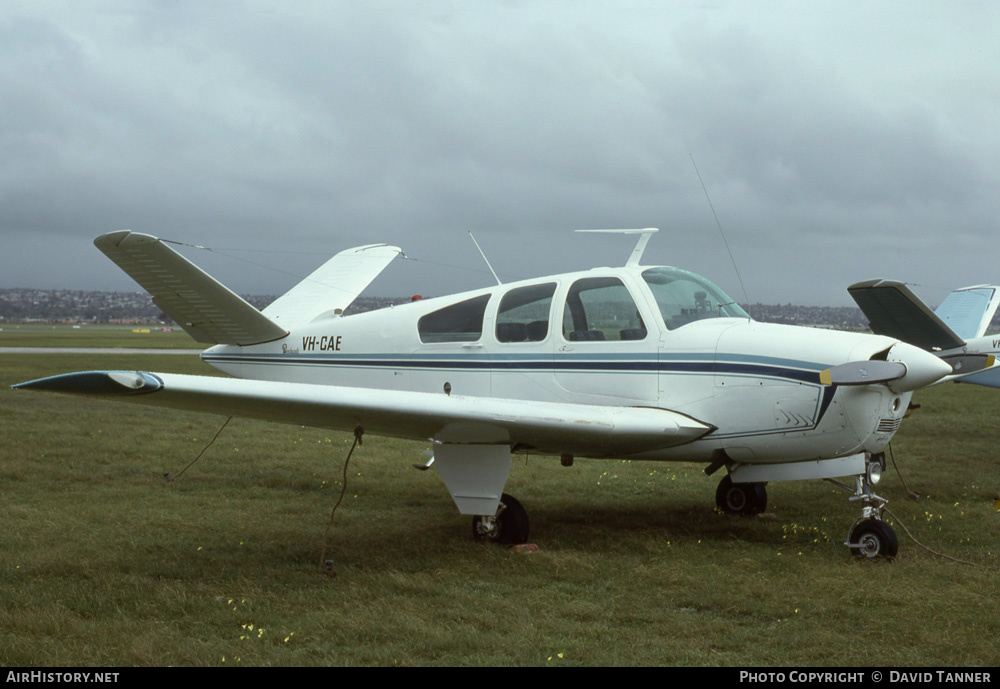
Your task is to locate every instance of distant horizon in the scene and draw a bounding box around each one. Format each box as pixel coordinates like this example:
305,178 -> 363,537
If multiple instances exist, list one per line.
0,286 -> 870,310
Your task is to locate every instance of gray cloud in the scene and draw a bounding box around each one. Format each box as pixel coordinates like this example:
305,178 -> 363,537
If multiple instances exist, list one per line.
2,1 -> 999,307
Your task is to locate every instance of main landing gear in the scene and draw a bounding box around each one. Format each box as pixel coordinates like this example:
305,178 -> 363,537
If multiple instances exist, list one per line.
715,474 -> 768,516
472,493 -> 530,545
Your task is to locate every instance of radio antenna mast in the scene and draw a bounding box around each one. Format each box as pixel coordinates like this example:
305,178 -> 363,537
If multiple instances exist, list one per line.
690,154 -> 751,308
469,232 -> 502,285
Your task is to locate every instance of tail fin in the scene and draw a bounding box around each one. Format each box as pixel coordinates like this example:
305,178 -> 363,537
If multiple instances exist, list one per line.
848,279 -> 964,351
849,278 -> 1000,388
96,231 -> 403,346
938,285 -> 1000,389
933,285 -> 1000,340
260,243 -> 403,327
96,231 -> 288,346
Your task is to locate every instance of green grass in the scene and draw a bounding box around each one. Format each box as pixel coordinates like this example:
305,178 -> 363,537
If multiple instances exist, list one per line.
1,352 -> 998,666
0,324 -> 198,348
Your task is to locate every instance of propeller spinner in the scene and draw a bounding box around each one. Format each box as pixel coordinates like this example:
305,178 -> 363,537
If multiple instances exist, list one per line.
821,342 -> 952,392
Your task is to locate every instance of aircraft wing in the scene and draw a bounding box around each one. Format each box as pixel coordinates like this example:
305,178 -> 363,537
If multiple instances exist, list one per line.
13,371 -> 714,457
956,367 -> 1000,389
95,231 -> 288,346
848,279 -> 965,351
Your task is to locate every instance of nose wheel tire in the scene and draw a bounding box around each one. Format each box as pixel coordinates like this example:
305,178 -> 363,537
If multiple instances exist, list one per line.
472,493 -> 529,545
715,475 -> 767,516
849,518 -> 898,559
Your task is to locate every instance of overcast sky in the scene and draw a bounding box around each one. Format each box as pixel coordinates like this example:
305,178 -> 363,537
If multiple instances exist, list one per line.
2,1 -> 998,306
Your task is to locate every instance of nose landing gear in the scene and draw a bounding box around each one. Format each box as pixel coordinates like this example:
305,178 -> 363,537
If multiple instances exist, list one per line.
713,451 -> 899,559
849,518 -> 898,559
829,453 -> 898,559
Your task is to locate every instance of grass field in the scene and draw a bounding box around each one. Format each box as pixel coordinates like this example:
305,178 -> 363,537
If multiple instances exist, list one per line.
0,324 -> 198,349
1,346 -> 998,666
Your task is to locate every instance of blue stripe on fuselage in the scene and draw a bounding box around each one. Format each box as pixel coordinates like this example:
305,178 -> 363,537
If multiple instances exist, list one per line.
201,351 -> 827,384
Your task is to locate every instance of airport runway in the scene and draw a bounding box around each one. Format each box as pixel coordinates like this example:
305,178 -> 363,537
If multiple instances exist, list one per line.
0,348 -> 202,354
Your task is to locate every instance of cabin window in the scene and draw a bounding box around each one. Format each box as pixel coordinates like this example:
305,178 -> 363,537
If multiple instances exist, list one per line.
562,277 -> 647,342
495,283 -> 556,343
641,267 -> 749,329
418,294 -> 491,343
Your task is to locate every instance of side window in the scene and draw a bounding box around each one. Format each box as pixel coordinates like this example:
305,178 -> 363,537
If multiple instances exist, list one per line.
495,283 -> 556,343
562,277 -> 647,342
418,295 -> 490,343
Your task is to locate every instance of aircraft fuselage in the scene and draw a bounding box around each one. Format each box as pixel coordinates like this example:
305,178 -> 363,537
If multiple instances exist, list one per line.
203,264 -> 925,465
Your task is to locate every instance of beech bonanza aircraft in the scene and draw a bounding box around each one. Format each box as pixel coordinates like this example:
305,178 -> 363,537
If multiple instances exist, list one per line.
848,279 -> 1000,390
15,229 -> 997,559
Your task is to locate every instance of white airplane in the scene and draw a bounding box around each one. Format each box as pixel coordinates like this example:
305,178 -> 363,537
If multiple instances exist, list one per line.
15,229 -> 992,559
849,279 -> 1000,389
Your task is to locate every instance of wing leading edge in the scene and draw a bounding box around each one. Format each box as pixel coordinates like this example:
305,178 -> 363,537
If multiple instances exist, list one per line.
14,371 -> 714,458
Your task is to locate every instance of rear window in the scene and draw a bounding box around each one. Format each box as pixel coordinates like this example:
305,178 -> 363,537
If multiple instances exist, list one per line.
418,295 -> 491,343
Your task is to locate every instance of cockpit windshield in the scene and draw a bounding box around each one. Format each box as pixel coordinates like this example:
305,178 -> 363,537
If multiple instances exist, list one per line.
641,267 -> 749,330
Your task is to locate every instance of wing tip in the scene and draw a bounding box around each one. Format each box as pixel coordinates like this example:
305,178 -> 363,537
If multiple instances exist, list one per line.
14,371 -> 163,396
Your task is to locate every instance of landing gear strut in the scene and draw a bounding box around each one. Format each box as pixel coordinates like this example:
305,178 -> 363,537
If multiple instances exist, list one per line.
831,453 -> 898,559
472,493 -> 530,545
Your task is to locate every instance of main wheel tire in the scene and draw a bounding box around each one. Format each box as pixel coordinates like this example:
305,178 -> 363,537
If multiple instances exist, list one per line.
471,493 -> 529,545
850,518 -> 898,559
715,475 -> 767,516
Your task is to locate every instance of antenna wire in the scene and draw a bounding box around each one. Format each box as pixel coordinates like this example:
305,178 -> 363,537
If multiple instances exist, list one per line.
690,154 -> 751,308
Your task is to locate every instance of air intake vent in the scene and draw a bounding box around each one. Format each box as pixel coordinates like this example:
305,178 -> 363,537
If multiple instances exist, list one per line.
877,418 -> 901,434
